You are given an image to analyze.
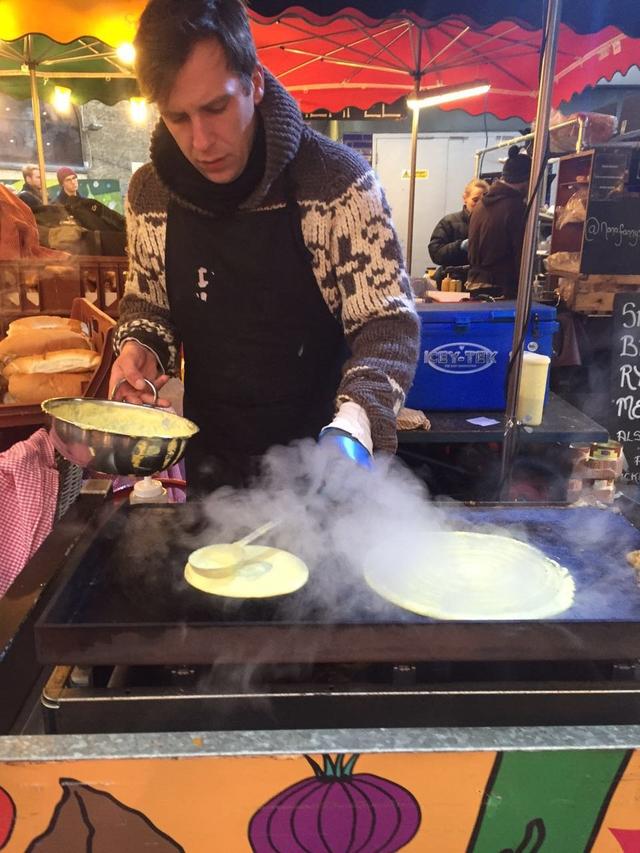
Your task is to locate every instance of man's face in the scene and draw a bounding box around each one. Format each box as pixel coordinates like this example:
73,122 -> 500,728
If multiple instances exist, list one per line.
463,186 -> 485,213
63,175 -> 78,196
160,38 -> 264,184
28,169 -> 41,191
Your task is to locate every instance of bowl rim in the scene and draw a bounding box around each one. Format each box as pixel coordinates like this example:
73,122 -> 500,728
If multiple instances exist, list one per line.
41,396 -> 199,440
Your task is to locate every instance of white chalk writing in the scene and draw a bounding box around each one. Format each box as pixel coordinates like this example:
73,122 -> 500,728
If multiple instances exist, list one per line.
621,303 -> 640,329
585,217 -> 640,248
619,363 -> 640,390
615,395 -> 640,419
617,429 -> 640,442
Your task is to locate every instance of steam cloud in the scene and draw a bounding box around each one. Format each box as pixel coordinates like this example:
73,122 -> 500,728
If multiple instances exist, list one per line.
197,439 -> 450,618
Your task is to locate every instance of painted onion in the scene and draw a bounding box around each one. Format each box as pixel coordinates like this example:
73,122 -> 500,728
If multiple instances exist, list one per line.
248,754 -> 421,852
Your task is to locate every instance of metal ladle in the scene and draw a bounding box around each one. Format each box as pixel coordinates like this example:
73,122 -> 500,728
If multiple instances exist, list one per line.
187,520 -> 279,577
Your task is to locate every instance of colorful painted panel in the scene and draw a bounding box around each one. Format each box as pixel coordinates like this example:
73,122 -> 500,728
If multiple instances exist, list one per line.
0,748 -> 638,852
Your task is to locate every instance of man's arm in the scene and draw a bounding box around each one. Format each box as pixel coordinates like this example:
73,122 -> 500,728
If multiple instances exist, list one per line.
330,171 -> 420,453
110,167 -> 180,403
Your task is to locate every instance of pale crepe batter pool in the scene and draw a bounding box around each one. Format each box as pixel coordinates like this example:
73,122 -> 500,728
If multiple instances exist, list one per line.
184,545 -> 309,598
45,399 -> 198,438
365,531 -> 575,620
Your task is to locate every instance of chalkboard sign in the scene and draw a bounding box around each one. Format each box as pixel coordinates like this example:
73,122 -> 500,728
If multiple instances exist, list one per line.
580,146 -> 640,276
611,292 -> 640,483
582,197 -> 640,275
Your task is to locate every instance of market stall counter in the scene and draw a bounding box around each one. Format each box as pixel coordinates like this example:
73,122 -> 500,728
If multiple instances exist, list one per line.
398,390 -> 608,445
4,491 -> 640,731
4,489 -> 640,850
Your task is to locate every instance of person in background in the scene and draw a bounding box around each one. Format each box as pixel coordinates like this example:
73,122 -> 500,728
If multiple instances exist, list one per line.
18,164 -> 43,211
108,0 -> 419,495
55,168 -> 81,205
466,145 -> 532,298
428,178 -> 489,285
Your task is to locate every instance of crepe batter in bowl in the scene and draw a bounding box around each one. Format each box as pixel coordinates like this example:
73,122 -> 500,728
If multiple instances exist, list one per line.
184,545 -> 309,598
364,531 -> 575,620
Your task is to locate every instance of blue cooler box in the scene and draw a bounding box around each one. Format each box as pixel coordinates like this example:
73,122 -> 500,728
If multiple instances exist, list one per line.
406,300 -> 558,411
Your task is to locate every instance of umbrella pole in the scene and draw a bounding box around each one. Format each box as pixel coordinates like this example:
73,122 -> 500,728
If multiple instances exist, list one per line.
405,79 -> 420,276
28,52 -> 48,204
500,0 -> 562,495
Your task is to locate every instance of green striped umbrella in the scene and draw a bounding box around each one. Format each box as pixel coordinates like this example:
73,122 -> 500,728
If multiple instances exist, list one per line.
0,34 -> 138,200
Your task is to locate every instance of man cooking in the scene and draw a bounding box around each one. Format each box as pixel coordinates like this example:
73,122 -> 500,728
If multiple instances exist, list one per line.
109,0 -> 419,494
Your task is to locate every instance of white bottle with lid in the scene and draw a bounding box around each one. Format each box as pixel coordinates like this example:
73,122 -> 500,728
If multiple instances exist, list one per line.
129,475 -> 169,504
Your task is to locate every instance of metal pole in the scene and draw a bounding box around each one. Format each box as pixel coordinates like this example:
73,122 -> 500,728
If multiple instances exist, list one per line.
27,37 -> 48,204
472,119 -> 579,164
405,79 -> 420,276
576,115 -> 585,151
499,0 -> 562,494
473,150 -> 481,179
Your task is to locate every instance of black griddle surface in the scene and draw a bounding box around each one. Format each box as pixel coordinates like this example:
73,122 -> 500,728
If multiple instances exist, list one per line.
35,504 -> 640,665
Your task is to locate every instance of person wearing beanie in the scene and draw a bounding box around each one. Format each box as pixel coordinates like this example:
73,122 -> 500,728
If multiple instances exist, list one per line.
55,167 -> 81,205
466,145 -> 532,298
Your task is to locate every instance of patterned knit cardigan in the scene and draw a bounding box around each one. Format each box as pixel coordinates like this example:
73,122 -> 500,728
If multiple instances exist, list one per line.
114,70 -> 419,452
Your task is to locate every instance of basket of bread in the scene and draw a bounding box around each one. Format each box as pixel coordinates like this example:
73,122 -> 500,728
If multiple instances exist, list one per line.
0,298 -> 115,430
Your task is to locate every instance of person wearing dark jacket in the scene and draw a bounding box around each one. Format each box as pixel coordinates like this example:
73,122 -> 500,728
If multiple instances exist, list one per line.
55,167 -> 82,205
467,145 -> 532,298
428,178 -> 488,282
17,164 -> 43,211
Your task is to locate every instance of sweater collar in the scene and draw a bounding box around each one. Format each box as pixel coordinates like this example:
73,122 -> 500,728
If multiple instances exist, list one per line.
150,68 -> 304,214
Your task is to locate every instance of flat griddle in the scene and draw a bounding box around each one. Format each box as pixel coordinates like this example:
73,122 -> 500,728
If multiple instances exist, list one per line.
35,503 -> 640,666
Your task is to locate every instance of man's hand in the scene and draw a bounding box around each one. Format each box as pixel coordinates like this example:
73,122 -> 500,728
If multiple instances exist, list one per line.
318,402 -> 373,469
319,427 -> 373,469
109,340 -> 171,406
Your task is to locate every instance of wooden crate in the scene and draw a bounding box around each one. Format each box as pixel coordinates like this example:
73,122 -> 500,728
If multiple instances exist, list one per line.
0,255 -> 127,324
0,298 -> 116,442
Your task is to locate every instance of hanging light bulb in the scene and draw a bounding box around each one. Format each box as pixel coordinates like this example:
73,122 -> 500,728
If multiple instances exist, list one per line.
53,85 -> 72,113
116,43 -> 136,65
129,97 -> 147,124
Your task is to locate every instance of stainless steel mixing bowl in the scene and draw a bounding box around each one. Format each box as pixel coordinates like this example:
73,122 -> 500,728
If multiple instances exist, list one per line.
42,379 -> 199,476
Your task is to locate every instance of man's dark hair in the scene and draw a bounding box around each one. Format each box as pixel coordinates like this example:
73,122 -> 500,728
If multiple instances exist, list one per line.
135,0 -> 257,103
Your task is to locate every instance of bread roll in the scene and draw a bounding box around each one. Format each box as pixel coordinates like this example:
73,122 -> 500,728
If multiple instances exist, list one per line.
0,328 -> 90,363
7,315 -> 83,335
8,372 -> 94,404
3,348 -> 100,376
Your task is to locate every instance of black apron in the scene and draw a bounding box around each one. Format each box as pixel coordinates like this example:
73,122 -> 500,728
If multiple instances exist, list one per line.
165,177 -> 346,494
